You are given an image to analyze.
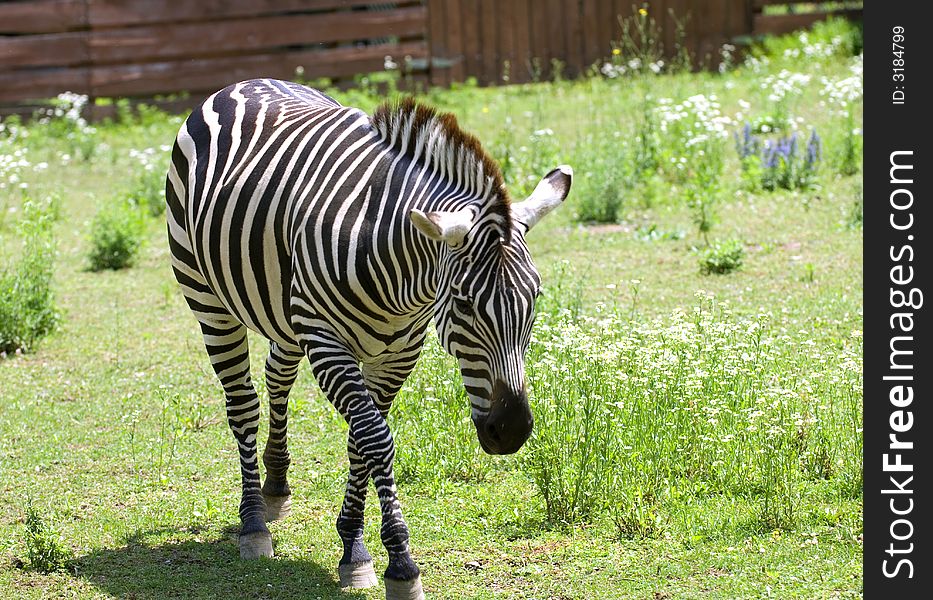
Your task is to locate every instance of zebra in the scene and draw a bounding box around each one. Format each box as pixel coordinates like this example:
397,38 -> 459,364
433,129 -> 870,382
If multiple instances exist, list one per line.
165,78 -> 571,599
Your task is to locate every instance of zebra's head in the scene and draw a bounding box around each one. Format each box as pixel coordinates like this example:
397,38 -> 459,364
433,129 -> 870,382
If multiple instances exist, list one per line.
410,166 -> 572,454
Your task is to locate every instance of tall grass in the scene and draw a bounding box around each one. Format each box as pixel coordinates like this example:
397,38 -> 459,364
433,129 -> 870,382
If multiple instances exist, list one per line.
0,196 -> 59,355
386,210 -> 861,532
524,291 -> 861,532
390,341 -> 497,487
87,200 -> 145,271
572,130 -> 628,224
24,500 -> 71,573
697,238 -> 745,275
389,265 -> 860,535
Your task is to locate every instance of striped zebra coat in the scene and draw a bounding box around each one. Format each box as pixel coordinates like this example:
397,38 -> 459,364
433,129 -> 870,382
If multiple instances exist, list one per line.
166,79 -> 571,599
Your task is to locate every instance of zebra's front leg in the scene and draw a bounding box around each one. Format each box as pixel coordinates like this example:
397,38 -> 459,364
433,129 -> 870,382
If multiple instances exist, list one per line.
336,437 -> 378,589
341,348 -> 425,595
306,347 -> 424,600
261,341 -> 304,522
346,405 -> 423,600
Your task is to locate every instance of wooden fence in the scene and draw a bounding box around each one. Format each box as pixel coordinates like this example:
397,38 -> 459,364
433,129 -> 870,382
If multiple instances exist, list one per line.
0,0 -> 861,117
0,0 -> 429,114
426,0 -> 861,85
428,0 -> 741,86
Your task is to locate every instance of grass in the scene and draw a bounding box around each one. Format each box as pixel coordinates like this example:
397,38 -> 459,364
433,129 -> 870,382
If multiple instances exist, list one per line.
0,21 -> 862,599
86,201 -> 145,271
696,239 -> 746,274
0,196 -> 58,354
23,500 -> 71,574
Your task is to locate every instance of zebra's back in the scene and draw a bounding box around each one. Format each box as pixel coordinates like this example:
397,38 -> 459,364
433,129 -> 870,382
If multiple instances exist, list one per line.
166,79 -> 380,348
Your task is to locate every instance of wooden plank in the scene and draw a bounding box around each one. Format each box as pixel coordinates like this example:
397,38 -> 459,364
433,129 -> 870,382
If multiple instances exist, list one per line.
595,0 -> 613,66
580,0 -> 602,66
611,0 -> 622,61
690,0 -> 704,67
511,0 -> 533,83
727,0 -> 753,39
445,0 -> 464,82
0,0 -> 86,34
85,0 -> 408,28
563,0 -> 583,77
0,1 -> 411,36
0,39 -> 426,103
0,31 -> 88,69
753,8 -> 861,36
0,66 -> 90,102
82,6 -> 426,64
692,0 -> 712,66
611,0 -> 626,45
706,0 -> 726,62
0,102 -> 54,120
712,0 -> 735,65
662,0 -> 681,62
480,0 -> 498,85
544,0 -> 565,77
754,0 -> 831,8
647,0 -> 666,60
529,0 -> 549,79
459,0 -> 482,84
426,0 -> 450,87
89,41 -> 429,97
497,0 -> 516,83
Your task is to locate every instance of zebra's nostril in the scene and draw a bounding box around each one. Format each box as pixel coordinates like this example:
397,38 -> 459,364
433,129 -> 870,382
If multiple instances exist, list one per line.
485,421 -> 501,443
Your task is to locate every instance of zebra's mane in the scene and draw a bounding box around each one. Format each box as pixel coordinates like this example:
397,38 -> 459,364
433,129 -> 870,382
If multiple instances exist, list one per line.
371,98 -> 511,228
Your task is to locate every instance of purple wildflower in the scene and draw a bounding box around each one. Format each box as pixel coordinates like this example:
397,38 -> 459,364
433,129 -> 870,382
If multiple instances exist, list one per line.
763,140 -> 780,169
806,130 -> 821,167
733,122 -> 760,159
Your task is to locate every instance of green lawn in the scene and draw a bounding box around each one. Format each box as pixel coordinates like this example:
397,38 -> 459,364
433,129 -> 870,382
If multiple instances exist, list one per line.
1,21 -> 863,599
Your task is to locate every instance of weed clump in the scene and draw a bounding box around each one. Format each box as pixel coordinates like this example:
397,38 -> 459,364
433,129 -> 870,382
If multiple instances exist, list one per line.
128,168 -> 166,217
87,201 -> 144,271
570,130 -> 628,224
697,238 -> 745,275
23,501 -> 71,573
574,166 -> 626,224
846,186 -> 863,230
126,147 -> 167,216
0,197 -> 58,355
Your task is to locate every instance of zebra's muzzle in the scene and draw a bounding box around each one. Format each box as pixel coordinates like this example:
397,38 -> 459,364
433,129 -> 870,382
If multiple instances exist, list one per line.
473,382 -> 533,455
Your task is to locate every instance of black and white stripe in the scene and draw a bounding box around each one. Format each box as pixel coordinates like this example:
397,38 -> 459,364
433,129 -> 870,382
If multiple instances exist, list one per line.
165,78 -> 571,595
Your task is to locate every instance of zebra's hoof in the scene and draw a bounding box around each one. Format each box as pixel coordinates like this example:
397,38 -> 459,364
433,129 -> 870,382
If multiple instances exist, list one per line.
338,560 -> 378,589
239,531 -> 274,559
264,494 -> 292,522
385,575 -> 425,600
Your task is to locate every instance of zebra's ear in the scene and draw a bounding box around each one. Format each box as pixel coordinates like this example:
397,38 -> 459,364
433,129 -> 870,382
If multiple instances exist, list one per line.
410,208 -> 474,246
512,165 -> 573,233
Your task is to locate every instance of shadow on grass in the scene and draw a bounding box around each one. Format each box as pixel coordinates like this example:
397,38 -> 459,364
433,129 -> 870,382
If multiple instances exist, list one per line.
73,527 -> 368,600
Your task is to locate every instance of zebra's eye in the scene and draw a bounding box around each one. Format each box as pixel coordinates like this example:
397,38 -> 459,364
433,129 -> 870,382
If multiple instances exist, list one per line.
453,297 -> 472,315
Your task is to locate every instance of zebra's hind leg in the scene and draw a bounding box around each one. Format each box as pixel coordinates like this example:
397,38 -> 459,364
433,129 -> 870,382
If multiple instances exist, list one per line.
195,317 -> 272,559
261,341 -> 304,522
169,187 -> 270,558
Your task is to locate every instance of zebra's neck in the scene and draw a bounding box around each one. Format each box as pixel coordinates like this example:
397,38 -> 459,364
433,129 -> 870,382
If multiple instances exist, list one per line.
362,102 -> 515,320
